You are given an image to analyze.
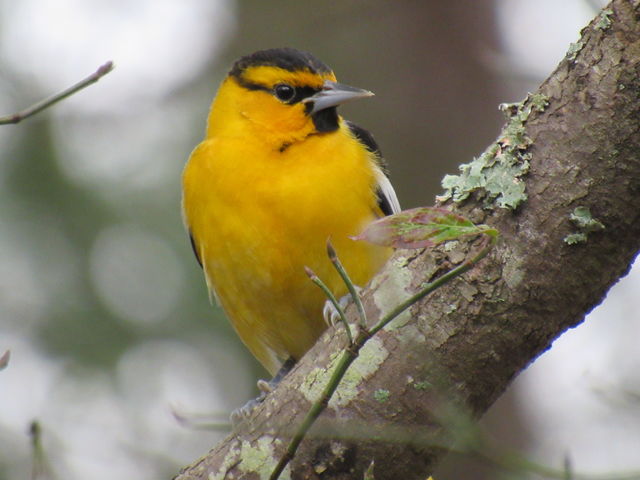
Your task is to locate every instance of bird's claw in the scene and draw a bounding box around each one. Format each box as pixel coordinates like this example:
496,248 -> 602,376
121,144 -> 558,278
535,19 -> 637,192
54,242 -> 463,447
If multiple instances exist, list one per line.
230,392 -> 266,427
230,357 -> 296,427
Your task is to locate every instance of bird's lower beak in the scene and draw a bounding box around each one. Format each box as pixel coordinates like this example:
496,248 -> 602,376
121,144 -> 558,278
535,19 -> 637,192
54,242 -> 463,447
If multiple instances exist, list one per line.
304,80 -> 374,114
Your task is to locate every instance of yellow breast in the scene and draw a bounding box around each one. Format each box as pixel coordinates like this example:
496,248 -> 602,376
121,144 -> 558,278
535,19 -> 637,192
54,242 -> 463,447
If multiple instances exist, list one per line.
182,121 -> 390,374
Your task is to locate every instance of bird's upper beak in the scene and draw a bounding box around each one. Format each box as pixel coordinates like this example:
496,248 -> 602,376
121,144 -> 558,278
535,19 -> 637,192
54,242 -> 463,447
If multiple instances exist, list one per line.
304,80 -> 374,114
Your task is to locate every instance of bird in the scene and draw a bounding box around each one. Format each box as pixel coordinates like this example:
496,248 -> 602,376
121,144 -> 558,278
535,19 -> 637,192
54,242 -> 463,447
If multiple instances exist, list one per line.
182,47 -> 400,381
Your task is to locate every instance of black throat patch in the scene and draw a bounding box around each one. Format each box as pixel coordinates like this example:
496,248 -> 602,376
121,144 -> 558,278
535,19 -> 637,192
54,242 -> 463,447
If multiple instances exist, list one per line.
311,107 -> 339,133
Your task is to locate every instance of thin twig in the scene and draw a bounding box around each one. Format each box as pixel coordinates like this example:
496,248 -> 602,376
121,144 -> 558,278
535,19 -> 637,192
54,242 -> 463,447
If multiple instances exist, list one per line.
270,235 -> 495,480
326,240 -> 368,328
29,420 -> 56,480
305,266 -> 353,344
565,454 -> 574,480
0,350 -> 9,370
0,61 -> 115,125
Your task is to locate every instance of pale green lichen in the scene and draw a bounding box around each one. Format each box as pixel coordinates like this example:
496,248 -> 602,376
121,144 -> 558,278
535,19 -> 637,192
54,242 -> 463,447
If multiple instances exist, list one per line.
564,232 -> 588,245
570,206 -> 605,231
439,93 -> 549,211
528,93 -> 551,113
502,252 -> 526,289
595,9 -> 614,31
300,350 -> 341,402
207,440 -> 242,480
393,323 -> 426,347
372,256 -> 413,330
299,336 -> 388,408
564,206 -> 605,245
566,40 -> 585,61
237,436 -> 290,480
443,240 -> 459,252
330,441 -> 348,458
374,388 -> 390,403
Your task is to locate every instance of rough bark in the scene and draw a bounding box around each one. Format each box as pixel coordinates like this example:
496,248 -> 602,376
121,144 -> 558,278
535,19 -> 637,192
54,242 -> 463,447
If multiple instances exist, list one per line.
175,2 -> 640,479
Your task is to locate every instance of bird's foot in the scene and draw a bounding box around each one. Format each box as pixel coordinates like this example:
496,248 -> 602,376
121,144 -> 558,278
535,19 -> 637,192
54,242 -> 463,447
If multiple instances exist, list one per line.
230,393 -> 267,427
230,357 -> 296,427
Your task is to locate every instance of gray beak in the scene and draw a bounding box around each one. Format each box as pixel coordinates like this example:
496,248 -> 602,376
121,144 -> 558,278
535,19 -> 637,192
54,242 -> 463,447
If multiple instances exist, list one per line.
304,80 -> 374,114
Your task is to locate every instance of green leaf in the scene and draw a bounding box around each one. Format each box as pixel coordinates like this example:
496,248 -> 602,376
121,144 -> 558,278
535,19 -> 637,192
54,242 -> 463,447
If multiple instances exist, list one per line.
352,207 -> 498,249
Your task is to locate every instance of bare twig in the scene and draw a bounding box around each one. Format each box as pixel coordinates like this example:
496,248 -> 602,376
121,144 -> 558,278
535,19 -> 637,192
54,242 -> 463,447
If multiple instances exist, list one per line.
305,266 -> 353,344
0,61 -> 114,125
326,240 -> 368,328
29,420 -> 56,480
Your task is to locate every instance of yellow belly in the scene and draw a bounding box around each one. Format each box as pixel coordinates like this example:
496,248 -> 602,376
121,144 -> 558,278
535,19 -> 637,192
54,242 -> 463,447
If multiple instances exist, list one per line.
182,127 -> 391,374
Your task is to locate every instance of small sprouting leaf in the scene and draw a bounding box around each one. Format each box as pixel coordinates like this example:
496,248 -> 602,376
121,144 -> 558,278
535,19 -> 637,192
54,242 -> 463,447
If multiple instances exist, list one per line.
352,207 -> 498,249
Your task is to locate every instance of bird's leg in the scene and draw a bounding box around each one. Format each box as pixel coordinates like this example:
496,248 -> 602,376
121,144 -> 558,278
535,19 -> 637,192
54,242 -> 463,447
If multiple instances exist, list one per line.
257,356 -> 296,394
231,357 -> 296,426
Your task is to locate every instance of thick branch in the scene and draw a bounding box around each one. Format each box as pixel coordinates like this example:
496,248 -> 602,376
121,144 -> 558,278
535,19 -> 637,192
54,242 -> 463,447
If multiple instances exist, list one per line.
175,2 -> 640,479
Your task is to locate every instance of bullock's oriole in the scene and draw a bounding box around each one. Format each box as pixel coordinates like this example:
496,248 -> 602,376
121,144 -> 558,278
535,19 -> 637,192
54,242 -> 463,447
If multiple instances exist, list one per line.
182,48 -> 400,377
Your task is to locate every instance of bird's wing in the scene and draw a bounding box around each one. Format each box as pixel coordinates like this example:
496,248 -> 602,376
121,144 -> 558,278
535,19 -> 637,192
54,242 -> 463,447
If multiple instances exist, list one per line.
188,232 -> 202,268
345,120 -> 401,216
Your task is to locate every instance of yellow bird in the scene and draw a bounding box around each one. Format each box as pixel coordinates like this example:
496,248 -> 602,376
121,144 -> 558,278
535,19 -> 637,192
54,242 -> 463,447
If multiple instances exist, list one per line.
182,48 -> 400,378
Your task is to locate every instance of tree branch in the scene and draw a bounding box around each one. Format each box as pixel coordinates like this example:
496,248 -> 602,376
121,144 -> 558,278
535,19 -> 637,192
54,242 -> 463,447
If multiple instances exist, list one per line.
0,61 -> 114,125
175,1 -> 640,479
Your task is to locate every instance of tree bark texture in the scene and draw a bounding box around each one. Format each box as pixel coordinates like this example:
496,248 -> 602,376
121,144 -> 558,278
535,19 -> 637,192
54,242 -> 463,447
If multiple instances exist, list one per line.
175,2 -> 640,479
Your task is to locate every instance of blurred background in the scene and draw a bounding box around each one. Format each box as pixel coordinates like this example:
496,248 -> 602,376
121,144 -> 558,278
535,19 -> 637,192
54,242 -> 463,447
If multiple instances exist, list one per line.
1,0 -> 638,479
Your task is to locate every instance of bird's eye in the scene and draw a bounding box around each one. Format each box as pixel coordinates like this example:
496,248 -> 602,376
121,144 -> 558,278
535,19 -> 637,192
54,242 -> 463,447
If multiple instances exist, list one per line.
274,83 -> 296,102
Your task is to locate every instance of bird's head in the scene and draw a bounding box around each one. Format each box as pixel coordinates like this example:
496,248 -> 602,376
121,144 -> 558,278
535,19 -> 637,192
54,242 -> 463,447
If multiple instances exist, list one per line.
206,48 -> 373,150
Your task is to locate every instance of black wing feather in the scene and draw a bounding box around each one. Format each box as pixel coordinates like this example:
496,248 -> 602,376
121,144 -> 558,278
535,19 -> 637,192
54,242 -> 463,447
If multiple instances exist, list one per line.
345,120 -> 396,216
189,232 -> 203,268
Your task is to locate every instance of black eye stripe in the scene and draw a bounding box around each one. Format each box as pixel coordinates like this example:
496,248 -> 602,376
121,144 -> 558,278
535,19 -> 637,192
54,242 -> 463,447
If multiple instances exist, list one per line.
273,84 -> 319,104
233,76 -> 320,105
290,86 -> 319,103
